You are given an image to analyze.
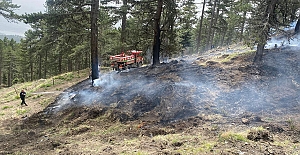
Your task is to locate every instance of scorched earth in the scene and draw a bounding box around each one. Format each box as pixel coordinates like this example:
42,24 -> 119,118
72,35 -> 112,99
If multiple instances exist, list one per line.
1,43 -> 300,155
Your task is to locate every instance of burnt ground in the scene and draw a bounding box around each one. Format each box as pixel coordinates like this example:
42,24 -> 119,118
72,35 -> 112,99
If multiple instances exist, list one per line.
1,45 -> 300,154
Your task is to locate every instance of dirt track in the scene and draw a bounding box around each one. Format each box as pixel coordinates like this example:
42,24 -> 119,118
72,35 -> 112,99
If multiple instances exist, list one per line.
1,45 -> 300,154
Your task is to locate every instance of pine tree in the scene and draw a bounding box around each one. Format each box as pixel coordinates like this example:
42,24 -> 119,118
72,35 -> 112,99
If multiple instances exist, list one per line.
248,0 -> 300,63
0,0 -> 20,21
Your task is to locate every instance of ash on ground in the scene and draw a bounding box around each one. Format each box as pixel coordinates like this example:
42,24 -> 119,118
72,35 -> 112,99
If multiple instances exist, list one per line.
44,46 -> 300,124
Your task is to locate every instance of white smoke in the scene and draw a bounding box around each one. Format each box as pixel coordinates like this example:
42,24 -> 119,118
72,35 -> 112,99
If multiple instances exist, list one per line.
48,36 -> 300,121
266,33 -> 300,49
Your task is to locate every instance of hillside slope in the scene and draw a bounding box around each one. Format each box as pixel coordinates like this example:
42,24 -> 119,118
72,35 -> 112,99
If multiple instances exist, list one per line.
1,44 -> 300,155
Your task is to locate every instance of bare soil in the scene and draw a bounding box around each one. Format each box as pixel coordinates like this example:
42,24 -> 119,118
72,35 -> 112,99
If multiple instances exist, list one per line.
1,45 -> 300,155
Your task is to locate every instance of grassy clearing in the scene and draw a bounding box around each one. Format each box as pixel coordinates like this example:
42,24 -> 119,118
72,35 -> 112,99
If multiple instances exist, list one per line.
0,69 -> 90,120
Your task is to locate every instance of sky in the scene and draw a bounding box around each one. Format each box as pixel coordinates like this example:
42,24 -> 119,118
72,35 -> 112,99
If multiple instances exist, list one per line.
0,0 -> 204,36
0,0 -> 46,36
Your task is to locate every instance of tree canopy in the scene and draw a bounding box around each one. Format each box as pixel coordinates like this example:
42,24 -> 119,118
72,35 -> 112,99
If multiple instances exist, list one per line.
0,0 -> 20,22
0,0 -> 299,87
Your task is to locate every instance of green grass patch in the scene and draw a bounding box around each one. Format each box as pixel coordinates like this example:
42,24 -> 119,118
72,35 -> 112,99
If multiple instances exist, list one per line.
40,83 -> 52,88
219,131 -> 248,142
39,98 -> 51,107
102,123 -> 126,135
14,95 -> 20,100
2,105 -> 13,110
154,133 -> 217,153
2,91 -> 19,102
0,113 -> 4,116
55,73 -> 75,81
3,91 -> 16,98
32,94 -> 43,99
56,87 -> 63,91
153,133 -> 217,154
16,109 -> 29,115
220,50 -> 256,63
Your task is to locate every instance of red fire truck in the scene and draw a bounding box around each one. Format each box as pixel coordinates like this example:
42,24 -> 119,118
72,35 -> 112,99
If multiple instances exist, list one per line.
110,50 -> 143,71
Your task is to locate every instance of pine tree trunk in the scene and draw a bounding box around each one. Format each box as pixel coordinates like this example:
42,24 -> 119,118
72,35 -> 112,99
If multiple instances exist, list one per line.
0,69 -> 2,86
44,50 -> 47,79
196,0 -> 206,53
240,11 -> 247,42
8,59 -> 12,87
253,43 -> 265,63
210,3 -> 219,48
76,57 -> 80,71
253,0 -> 278,64
152,0 -> 163,66
58,52 -> 62,74
220,29 -> 227,46
0,52 -> 2,86
121,0 -> 128,52
295,18 -> 300,34
91,0 -> 99,80
39,54 -> 42,79
205,0 -> 217,51
68,59 -> 72,72
30,57 -> 33,81
85,49 -> 89,68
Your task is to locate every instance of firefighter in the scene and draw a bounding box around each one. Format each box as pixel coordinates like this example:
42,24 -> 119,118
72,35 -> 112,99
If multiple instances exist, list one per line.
20,90 -> 28,106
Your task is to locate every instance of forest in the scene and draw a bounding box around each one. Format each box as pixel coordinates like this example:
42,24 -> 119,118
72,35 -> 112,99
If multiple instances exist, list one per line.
0,0 -> 299,87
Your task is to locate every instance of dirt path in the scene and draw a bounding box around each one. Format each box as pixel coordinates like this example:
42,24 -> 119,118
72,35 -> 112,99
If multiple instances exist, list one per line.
31,91 -> 63,95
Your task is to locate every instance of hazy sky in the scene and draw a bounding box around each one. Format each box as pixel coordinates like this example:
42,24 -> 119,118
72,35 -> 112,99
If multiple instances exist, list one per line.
0,0 -> 204,36
0,0 -> 46,36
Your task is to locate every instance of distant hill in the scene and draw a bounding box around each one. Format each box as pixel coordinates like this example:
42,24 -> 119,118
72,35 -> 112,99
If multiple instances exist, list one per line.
0,33 -> 23,43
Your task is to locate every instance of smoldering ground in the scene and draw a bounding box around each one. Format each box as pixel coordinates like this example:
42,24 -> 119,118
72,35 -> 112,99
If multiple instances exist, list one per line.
266,33 -> 300,49
45,39 -> 300,122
